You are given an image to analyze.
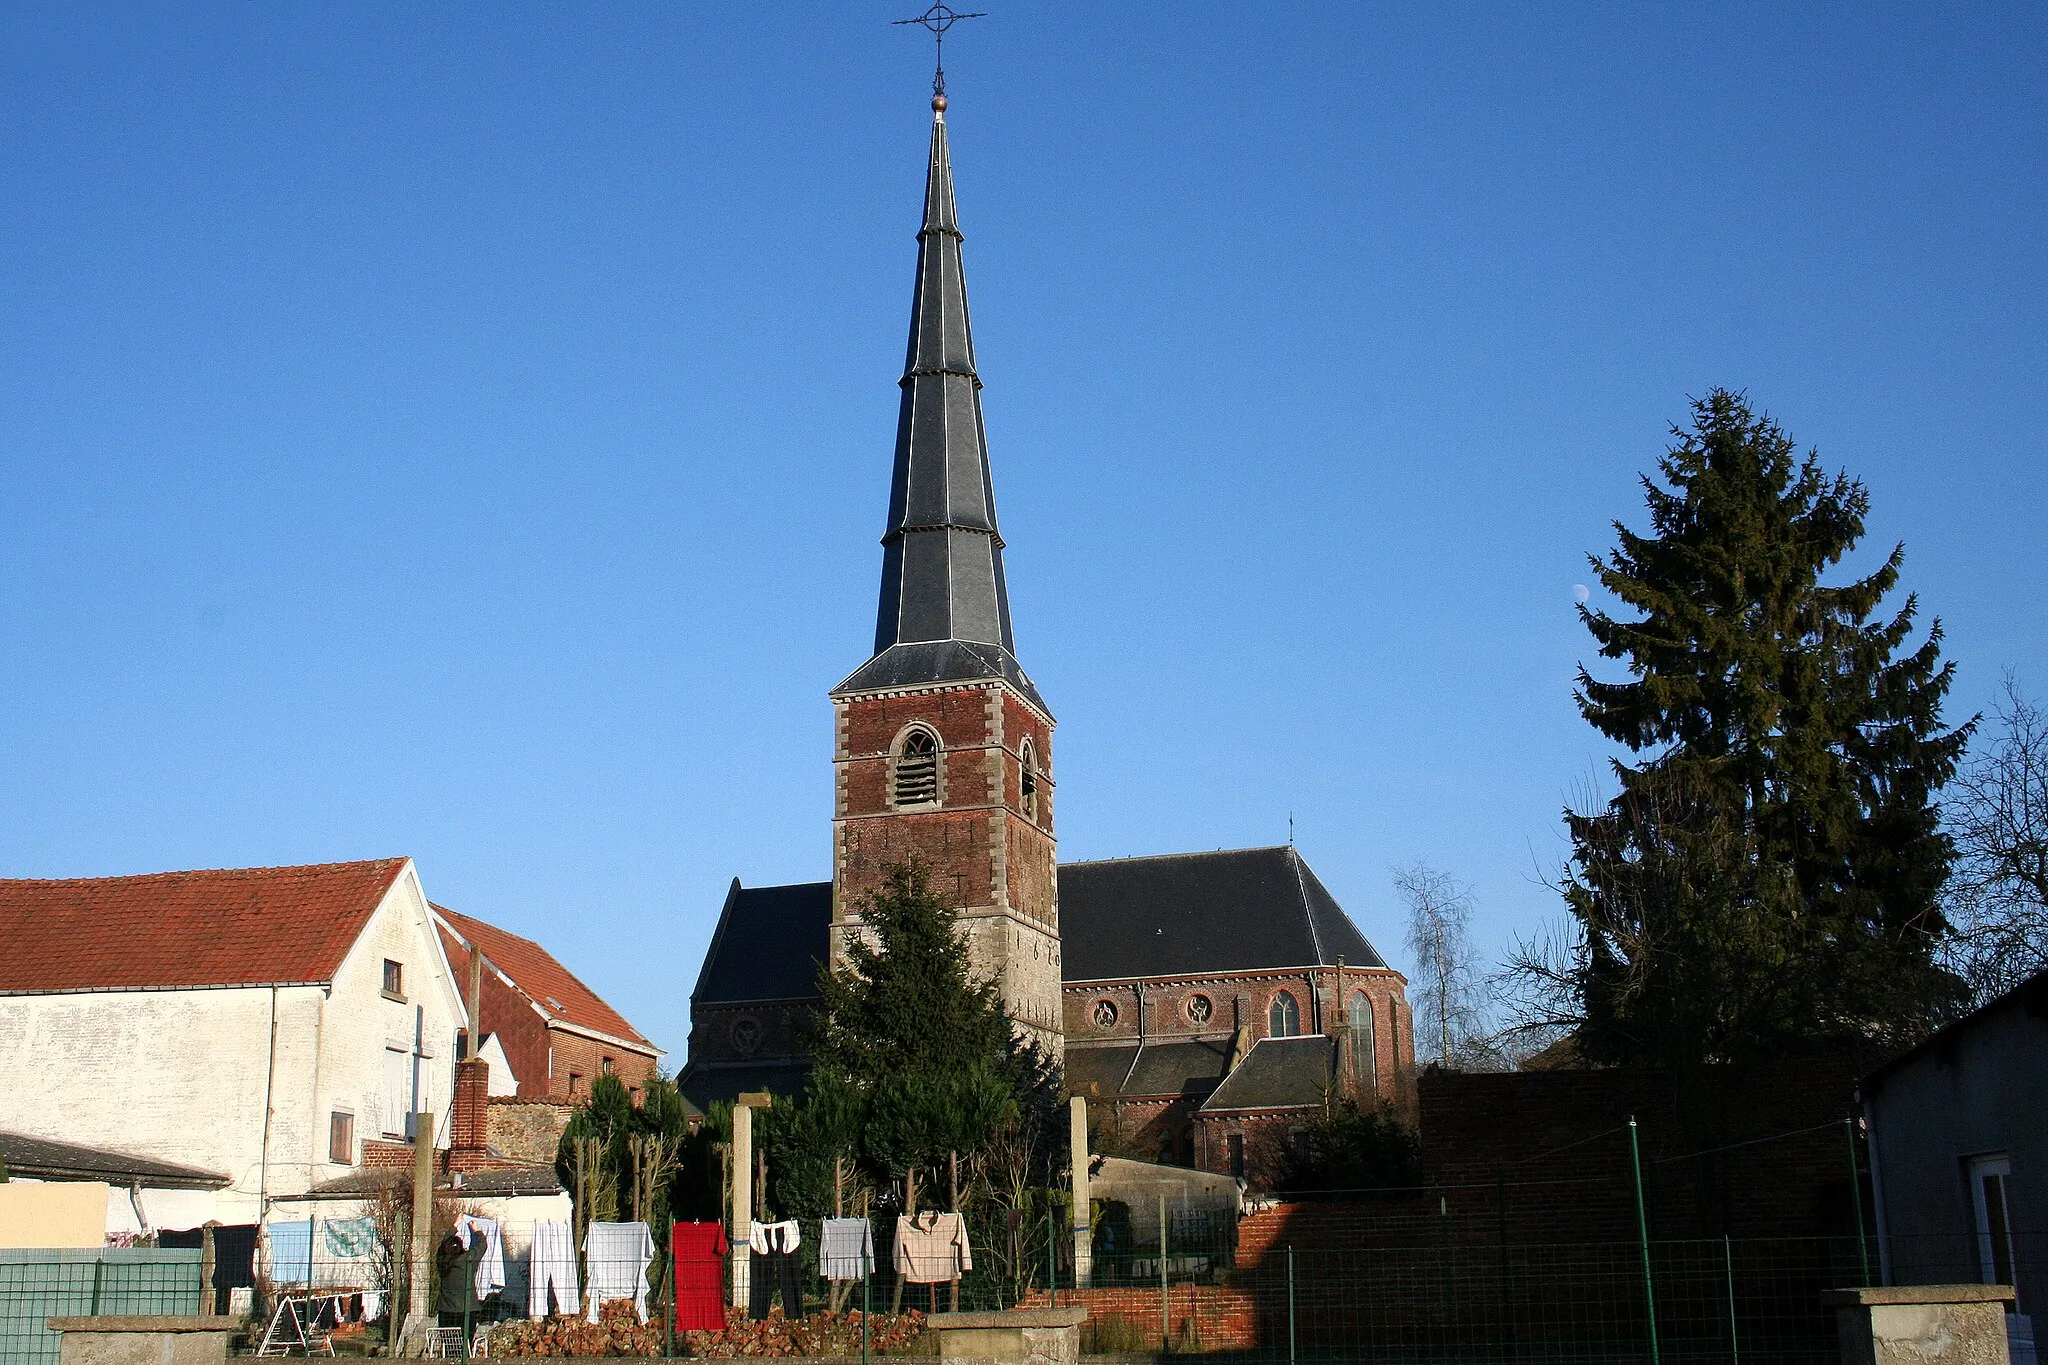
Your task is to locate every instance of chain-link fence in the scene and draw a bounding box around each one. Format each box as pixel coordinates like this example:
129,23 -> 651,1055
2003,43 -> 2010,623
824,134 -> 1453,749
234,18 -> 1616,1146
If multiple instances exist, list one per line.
0,1215 -> 2031,1362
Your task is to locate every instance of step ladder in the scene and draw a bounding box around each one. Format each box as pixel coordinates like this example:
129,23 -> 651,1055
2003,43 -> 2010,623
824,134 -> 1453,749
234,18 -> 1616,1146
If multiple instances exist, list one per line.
256,1296 -> 336,1356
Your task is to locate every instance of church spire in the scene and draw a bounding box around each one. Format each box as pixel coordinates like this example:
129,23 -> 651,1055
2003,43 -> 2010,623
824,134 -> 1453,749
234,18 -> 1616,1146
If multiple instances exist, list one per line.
836,95 -> 1046,712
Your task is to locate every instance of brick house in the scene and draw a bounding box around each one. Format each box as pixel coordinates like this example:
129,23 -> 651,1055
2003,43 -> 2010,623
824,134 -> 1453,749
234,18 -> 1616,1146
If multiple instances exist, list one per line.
432,904 -> 661,1102
679,98 -> 1416,1180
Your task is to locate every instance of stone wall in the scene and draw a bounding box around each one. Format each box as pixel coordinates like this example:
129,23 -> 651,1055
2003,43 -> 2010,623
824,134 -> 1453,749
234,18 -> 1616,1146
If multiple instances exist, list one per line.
487,1097 -> 577,1166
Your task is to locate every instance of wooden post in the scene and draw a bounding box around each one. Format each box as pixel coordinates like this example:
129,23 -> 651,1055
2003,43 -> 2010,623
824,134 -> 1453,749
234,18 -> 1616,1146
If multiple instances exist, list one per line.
466,947 -> 484,1054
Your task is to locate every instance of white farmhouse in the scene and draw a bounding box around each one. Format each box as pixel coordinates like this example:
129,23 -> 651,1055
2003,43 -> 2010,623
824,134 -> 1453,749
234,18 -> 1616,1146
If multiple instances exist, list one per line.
0,858 -> 468,1227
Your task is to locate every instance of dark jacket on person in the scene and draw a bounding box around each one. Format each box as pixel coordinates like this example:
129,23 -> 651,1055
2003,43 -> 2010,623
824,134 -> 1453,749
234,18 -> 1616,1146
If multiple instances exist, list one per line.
435,1233 -> 484,1314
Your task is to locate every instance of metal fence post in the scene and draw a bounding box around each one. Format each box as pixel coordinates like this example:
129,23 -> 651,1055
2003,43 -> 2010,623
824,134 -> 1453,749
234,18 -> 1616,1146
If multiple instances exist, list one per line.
862,1240 -> 871,1365
89,1259 -> 104,1317
1158,1194 -> 1170,1350
1497,1169 -> 1515,1361
1629,1116 -> 1661,1365
1845,1117 -> 1871,1284
1047,1205 -> 1058,1309
1723,1234 -> 1739,1365
1286,1244 -> 1297,1365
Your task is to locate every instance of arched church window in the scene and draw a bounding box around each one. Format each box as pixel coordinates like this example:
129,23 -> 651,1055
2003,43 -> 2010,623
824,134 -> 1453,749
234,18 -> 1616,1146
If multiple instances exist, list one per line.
893,727 -> 940,807
1020,739 -> 1040,823
1269,991 -> 1301,1038
1348,990 -> 1378,1092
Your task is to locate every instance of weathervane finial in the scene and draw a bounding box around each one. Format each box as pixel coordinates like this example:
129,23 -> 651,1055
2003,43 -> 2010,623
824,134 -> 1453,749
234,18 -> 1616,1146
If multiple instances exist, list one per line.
893,3 -> 987,108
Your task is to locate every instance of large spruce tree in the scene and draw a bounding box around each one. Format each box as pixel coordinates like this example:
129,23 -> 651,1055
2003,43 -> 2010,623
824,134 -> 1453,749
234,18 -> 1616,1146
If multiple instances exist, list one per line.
1565,390 -> 1970,1069
772,859 -> 1054,1215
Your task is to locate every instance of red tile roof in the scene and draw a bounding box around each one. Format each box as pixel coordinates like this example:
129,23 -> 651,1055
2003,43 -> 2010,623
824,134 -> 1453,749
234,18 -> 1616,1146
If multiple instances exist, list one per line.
0,859 -> 410,993
433,904 -> 657,1053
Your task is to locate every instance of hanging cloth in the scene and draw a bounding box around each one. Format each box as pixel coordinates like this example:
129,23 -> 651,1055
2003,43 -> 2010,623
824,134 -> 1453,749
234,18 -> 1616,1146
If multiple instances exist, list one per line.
454,1214 -> 506,1298
264,1219 -> 315,1286
529,1220 -> 581,1318
746,1220 -> 801,1254
584,1220 -> 655,1323
745,1221 -> 801,1319
670,1222 -> 728,1332
819,1218 -> 874,1282
893,1212 -> 971,1284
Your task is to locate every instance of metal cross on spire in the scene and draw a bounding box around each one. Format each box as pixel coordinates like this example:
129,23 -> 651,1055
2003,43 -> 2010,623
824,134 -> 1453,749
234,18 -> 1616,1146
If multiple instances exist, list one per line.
894,3 -> 986,103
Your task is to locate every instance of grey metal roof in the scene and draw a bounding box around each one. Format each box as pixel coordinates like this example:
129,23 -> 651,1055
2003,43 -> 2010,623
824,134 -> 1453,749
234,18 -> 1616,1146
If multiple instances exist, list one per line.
1059,847 -> 1388,981
837,106 -> 1044,715
691,879 -> 832,1005
1200,1036 -> 1336,1112
0,1131 -> 228,1189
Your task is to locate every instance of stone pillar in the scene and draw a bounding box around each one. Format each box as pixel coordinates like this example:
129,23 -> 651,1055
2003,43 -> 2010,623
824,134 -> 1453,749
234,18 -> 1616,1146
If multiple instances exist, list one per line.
1068,1096 -> 1091,1288
1823,1285 -> 2016,1365
402,1113 -> 435,1353
731,1093 -> 772,1310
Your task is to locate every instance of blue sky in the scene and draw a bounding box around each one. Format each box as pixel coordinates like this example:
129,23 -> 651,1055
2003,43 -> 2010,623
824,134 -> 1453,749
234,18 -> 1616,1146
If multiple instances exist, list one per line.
4,3 -> 2043,1061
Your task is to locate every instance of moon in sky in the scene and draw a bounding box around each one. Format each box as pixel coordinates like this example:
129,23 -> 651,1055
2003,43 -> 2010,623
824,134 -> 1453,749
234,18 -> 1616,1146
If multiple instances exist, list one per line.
1573,583 -> 1591,604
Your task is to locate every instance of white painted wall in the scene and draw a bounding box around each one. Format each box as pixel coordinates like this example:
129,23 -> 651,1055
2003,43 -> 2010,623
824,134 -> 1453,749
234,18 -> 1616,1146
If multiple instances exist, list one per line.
0,860 -> 468,1227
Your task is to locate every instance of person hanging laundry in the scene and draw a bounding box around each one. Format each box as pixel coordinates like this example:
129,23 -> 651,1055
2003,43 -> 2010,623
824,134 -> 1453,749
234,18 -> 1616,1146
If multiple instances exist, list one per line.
747,1219 -> 802,1319
583,1220 -> 656,1323
528,1220 -> 580,1318
893,1211 -> 971,1283
819,1218 -> 874,1283
670,1222 -> 728,1331
435,1231 -> 485,1326
454,1214 -> 506,1301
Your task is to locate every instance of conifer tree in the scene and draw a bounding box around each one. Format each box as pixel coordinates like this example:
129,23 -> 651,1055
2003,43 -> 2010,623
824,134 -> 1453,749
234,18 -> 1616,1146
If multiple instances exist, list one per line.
1564,390 -> 1970,1069
782,859 -> 1052,1210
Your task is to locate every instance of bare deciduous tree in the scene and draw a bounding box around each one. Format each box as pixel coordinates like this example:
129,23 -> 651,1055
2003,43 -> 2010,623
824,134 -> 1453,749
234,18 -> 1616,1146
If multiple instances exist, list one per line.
1397,862 -> 1492,1069
1943,675 -> 2048,1001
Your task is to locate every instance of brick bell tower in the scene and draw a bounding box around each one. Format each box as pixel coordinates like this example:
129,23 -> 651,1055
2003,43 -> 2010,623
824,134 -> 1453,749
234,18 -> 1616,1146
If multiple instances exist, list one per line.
830,92 -> 1063,1057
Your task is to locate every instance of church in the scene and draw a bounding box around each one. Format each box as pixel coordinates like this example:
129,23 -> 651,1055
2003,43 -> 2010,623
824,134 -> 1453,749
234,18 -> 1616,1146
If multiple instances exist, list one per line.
680,90 -> 1415,1181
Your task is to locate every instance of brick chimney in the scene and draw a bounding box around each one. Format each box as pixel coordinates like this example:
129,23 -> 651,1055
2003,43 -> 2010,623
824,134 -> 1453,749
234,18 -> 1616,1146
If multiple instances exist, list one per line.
446,943 -> 495,1172
446,1057 -> 494,1172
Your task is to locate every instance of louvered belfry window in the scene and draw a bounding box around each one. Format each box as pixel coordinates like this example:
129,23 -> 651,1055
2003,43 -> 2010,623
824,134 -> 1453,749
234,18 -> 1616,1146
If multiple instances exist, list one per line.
895,728 -> 940,806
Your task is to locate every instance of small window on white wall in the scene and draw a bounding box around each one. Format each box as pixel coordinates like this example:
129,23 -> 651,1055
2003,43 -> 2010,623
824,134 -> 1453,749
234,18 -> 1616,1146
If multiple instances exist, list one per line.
382,1048 -> 410,1139
329,1112 -> 354,1165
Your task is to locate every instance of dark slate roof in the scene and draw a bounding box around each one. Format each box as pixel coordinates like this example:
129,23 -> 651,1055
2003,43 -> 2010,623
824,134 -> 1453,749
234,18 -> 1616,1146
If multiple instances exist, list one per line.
1200,1037 -> 1335,1112
1060,847 -> 1387,981
679,1060 -> 814,1113
1122,1039 -> 1233,1099
836,103 -> 1045,716
0,1131 -> 228,1189
691,879 -> 832,1005
1064,1045 -> 1141,1101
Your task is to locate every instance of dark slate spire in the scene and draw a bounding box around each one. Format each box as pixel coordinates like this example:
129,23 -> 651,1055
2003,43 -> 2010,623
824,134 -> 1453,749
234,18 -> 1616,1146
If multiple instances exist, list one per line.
836,97 -> 1046,712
